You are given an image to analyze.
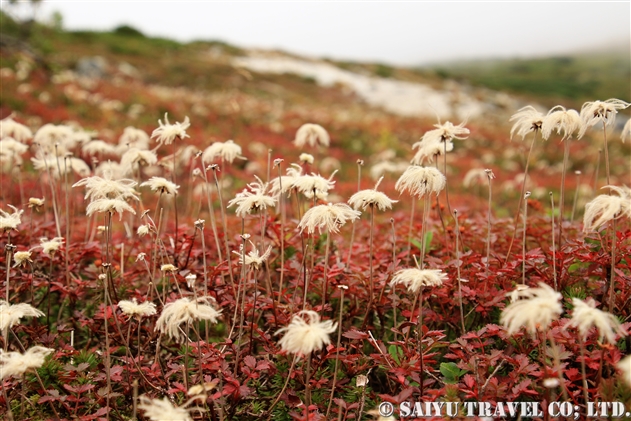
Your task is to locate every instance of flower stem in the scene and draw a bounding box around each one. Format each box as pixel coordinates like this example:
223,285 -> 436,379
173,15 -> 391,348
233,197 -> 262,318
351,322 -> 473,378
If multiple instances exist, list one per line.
522,192 -> 530,285
320,231 -> 331,312
550,193 -> 557,291
346,160 -> 362,268
212,166 -> 236,290
276,163 -> 286,305
485,172 -> 493,275
559,137 -> 571,247
407,199 -> 416,263
418,287 -> 424,398
325,287 -> 345,419
506,131 -> 537,263
602,122 -> 611,188
571,171 -> 581,222
454,210 -> 465,333
608,219 -> 617,312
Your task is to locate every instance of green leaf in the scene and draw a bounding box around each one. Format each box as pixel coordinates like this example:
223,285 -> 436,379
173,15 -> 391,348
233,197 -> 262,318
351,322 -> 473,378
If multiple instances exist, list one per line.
424,231 -> 433,250
410,231 -> 432,253
388,345 -> 403,365
440,362 -> 465,383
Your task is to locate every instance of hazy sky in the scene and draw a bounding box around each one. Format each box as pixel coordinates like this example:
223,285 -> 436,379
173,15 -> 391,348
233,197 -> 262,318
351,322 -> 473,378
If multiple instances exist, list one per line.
11,1 -> 631,65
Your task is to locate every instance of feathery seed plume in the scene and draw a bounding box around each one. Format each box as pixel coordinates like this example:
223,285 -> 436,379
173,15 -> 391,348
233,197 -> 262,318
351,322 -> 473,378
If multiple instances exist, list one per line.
269,164 -> 302,197
622,118 -> 631,143
86,198 -> 136,220
294,123 -> 330,148
73,171 -> 139,202
227,176 -> 276,218
118,126 -> 150,151
299,153 -> 315,164
276,310 -> 337,357
0,205 -> 23,232
0,346 -> 53,380
137,225 -> 150,237
28,198 -> 45,210
510,106 -> 545,140
292,171 -> 337,199
120,148 -> 158,175
233,241 -> 272,270
82,140 -> 118,156
118,298 -> 157,319
138,395 -> 194,421
140,176 -> 180,195
38,237 -> 64,256
390,268 -> 447,294
12,250 -> 32,268
201,139 -> 245,163
155,297 -> 221,342
583,186 -> 631,232
541,106 -> 582,140
348,177 -> 398,211
0,301 -> 45,333
298,202 -> 360,234
161,264 -> 177,273
395,166 -> 446,198
33,123 -> 74,154
617,355 -> 631,387
151,113 -> 190,145
578,98 -> 630,138
0,116 -> 32,142
566,298 -> 624,344
500,282 -> 562,335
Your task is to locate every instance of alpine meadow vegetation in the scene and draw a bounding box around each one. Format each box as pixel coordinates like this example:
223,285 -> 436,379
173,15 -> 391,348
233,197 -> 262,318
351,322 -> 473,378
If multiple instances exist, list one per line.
0,25 -> 630,421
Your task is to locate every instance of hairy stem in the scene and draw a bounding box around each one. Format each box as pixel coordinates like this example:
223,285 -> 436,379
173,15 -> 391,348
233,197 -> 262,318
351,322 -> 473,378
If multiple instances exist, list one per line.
325,287 -> 345,419
506,130 -> 538,263
550,193 -> 558,291
454,210 -> 465,333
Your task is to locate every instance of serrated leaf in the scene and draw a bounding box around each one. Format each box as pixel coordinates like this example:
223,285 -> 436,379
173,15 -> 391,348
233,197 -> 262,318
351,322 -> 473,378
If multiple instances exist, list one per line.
440,362 -> 464,383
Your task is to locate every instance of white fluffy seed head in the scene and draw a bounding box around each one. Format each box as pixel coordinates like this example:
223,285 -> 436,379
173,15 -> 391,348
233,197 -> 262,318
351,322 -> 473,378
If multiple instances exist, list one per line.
622,118 -> 631,143
0,116 -> 33,142
233,241 -> 272,270
202,139 -> 245,164
227,176 -> 276,218
294,123 -> 330,148
395,166 -> 446,198
390,268 -> 447,294
0,346 -> 53,380
291,171 -> 337,199
138,395 -> 193,421
140,176 -> 179,195
276,310 -> 337,358
510,106 -> 544,140
298,202 -> 361,234
151,113 -> 190,145
348,177 -> 397,211
86,198 -> 136,220
567,298 -> 624,344
500,282 -> 562,336
617,355 -> 631,388
583,186 -> 631,232
578,98 -> 630,139
118,298 -> 157,319
541,105 -> 581,140
155,297 -> 221,342
0,301 -> 45,333
0,204 -> 23,232
12,250 -> 33,267
39,237 -> 64,256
